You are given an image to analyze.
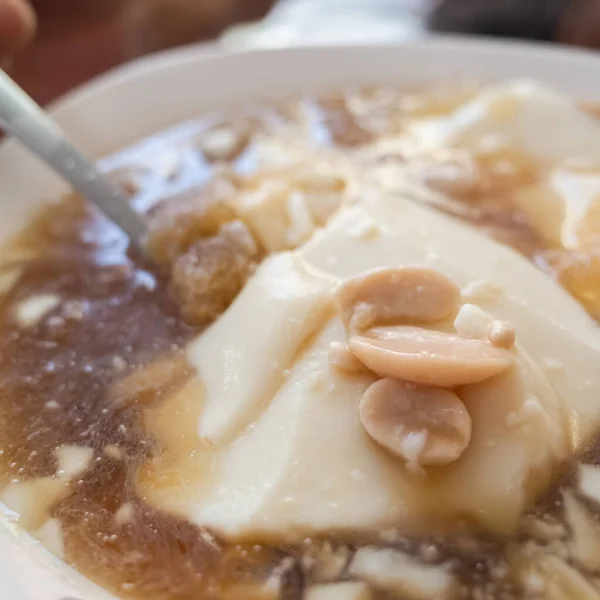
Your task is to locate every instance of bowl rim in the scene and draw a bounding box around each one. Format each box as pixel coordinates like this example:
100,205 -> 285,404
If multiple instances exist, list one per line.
1,36 -> 600,600
48,34 -> 600,112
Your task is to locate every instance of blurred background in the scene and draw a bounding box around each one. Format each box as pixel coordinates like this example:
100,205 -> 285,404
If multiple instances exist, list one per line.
4,0 -> 600,106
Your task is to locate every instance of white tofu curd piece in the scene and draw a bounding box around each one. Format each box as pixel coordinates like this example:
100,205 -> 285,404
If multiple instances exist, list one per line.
306,582 -> 372,600
237,181 -> 317,251
15,293 -> 60,327
302,192 -> 600,447
0,478 -> 71,530
416,80 -> 600,163
515,165 -> 600,249
141,189 -> 600,542
1,445 -> 93,536
191,319 -> 426,540
188,252 -> 335,445
32,518 -> 65,559
578,463 -> 600,506
349,546 -> 455,599
54,445 -> 94,479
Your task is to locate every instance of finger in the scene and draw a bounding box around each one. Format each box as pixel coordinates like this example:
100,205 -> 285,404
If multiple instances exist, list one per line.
0,0 -> 36,56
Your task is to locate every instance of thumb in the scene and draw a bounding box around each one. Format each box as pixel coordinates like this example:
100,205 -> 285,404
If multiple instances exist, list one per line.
0,0 -> 36,57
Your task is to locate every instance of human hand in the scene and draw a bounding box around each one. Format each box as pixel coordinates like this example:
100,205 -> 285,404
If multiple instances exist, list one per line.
4,0 -> 274,104
0,0 -> 35,62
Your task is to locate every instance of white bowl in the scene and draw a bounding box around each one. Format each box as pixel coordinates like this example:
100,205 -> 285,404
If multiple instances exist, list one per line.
1,37 -> 600,600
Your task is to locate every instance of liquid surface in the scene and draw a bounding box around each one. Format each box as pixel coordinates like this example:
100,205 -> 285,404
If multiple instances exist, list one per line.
2,86 -> 600,600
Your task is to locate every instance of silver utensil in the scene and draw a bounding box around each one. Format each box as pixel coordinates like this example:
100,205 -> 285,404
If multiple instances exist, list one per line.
0,70 -> 148,251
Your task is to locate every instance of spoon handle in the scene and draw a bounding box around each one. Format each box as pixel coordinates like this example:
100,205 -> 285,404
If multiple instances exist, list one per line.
0,70 -> 148,250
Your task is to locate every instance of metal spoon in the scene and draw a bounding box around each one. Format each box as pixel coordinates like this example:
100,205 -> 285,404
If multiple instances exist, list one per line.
0,70 -> 148,251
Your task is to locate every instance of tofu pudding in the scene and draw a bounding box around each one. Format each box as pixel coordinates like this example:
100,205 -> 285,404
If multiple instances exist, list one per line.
3,80 -> 600,600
